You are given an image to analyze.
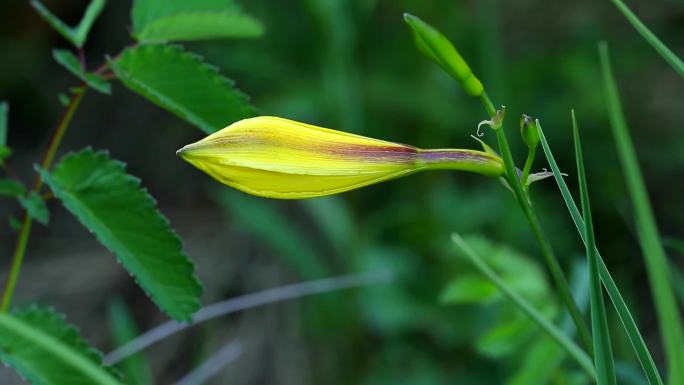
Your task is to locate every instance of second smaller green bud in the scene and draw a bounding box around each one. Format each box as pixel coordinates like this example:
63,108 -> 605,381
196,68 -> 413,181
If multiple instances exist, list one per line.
520,114 -> 540,149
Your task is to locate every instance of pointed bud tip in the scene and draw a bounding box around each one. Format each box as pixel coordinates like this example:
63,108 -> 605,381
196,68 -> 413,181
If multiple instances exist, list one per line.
176,144 -> 193,158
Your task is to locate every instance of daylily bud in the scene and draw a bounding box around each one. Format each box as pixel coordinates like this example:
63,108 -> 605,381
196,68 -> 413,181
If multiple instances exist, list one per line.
177,116 -> 504,199
404,13 -> 484,97
520,114 -> 540,149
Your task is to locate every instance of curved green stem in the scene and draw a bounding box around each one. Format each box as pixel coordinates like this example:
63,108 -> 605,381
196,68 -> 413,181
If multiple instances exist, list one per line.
0,87 -> 86,312
521,147 -> 536,190
477,93 -> 593,356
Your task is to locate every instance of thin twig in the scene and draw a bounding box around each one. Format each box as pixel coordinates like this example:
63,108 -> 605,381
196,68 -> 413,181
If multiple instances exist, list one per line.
172,341 -> 242,385
104,270 -> 393,364
0,87 -> 87,312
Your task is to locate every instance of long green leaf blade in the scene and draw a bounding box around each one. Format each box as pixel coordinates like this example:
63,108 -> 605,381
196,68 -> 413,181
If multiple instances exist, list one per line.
609,0 -> 684,78
538,122 -> 664,385
573,110 -> 616,385
131,0 -> 263,42
0,306 -> 121,385
599,41 -> 684,385
451,233 -> 596,380
112,44 -> 256,134
39,149 -> 203,321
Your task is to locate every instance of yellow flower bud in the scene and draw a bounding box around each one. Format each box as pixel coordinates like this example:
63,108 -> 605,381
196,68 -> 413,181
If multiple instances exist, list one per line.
178,116 -> 504,199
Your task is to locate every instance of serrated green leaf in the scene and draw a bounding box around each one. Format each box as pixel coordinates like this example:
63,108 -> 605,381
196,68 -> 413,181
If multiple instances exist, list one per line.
38,148 -> 202,321
30,0 -> 106,48
18,191 -> 49,225
0,101 -> 7,147
112,44 -> 256,134
107,298 -> 153,385
0,306 -> 121,385
0,179 -> 26,197
131,0 -> 263,42
52,49 -> 111,94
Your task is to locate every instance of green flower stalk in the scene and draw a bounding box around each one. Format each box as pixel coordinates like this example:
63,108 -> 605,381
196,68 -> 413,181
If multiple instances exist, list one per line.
178,116 -> 504,199
520,114 -> 539,187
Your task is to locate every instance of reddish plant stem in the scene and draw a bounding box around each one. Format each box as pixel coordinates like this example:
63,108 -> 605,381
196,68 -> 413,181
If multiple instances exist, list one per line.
0,87 -> 87,312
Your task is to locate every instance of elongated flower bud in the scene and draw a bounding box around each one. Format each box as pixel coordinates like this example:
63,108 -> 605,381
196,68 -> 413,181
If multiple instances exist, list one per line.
404,13 -> 484,97
177,116 -> 504,199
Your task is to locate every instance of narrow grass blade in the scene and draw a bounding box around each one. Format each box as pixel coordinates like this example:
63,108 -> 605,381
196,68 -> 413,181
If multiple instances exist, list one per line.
172,341 -> 242,385
609,0 -> 684,78
538,122 -> 664,385
451,233 -> 596,379
599,42 -> 684,385
573,110 -> 617,385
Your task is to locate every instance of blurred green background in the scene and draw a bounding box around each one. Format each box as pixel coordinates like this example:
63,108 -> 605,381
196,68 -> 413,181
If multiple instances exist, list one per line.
1,0 -> 683,384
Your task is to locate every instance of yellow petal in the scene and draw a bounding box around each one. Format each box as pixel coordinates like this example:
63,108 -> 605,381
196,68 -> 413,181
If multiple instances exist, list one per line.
178,116 -> 504,199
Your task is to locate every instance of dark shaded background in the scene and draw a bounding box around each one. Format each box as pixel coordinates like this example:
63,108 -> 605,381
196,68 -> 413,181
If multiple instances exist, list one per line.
1,0 -> 683,384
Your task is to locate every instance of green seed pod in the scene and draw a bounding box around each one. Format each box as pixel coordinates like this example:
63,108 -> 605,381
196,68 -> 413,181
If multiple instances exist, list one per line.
404,13 -> 484,97
520,114 -> 540,149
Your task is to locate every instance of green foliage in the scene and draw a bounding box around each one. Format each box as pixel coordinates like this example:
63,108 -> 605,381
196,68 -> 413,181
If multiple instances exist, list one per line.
52,49 -> 111,94
403,13 -> 484,97
507,262 -> 590,385
573,111 -> 616,385
442,235 -> 557,359
131,0 -> 263,42
30,0 -> 106,48
610,0 -> 684,78
107,298 -> 153,385
0,306 -> 120,385
38,149 -> 202,321
538,122 -> 664,385
451,233 -> 596,379
18,191 -> 49,225
599,42 -> 684,385
112,44 -> 256,134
